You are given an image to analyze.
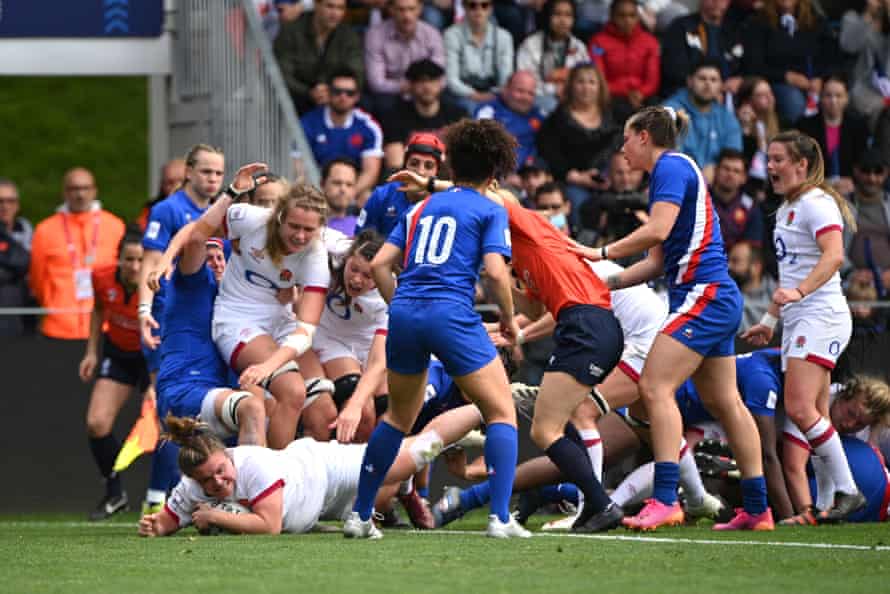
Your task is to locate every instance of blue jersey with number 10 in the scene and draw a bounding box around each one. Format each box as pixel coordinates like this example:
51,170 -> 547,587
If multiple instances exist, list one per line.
387,187 -> 511,307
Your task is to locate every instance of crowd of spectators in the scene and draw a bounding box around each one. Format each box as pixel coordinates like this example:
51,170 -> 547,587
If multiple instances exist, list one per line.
3,0 -> 890,346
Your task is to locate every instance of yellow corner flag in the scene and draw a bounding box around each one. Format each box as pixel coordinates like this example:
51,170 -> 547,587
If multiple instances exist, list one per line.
113,394 -> 160,473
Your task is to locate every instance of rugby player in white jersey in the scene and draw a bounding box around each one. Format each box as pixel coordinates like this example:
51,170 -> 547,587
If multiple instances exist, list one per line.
743,131 -> 866,523
173,167 -> 331,450
137,405 -> 483,537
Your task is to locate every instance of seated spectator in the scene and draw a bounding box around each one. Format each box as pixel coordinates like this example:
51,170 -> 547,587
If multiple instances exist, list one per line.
576,150 -> 647,249
517,0 -> 589,115
660,0 -> 746,98
589,0 -> 660,123
727,242 -> 776,333
381,59 -> 466,171
711,148 -> 764,251
322,158 -> 361,236
530,181 -> 572,236
29,168 -> 125,340
796,75 -> 870,197
742,0 -> 838,124
298,68 -> 383,200
274,0 -> 364,114
735,76 -> 780,199
365,0 -> 445,114
516,155 -> 553,205
847,274 -> 887,336
135,158 -> 186,231
474,70 -> 545,183
536,63 -> 620,228
0,178 -> 32,337
848,150 -> 890,271
840,2 -> 890,131
664,57 -> 743,182
443,0 -> 514,115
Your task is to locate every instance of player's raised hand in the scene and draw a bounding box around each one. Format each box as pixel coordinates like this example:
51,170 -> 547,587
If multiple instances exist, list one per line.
387,169 -> 426,193
231,162 -> 269,193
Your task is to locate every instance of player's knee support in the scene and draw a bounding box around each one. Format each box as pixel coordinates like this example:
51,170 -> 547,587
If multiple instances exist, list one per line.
333,373 -> 361,410
304,376 -> 335,409
588,387 -> 610,416
259,360 -> 300,391
220,391 -> 254,433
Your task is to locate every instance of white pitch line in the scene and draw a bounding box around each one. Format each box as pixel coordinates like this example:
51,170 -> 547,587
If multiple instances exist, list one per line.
0,522 -> 135,529
423,529 -> 890,552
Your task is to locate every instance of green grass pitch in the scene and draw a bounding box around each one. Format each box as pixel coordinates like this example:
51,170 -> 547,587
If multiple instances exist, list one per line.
3,511 -> 888,594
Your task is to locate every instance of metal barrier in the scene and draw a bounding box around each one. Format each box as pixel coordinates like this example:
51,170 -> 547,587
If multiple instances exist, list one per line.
172,0 -> 319,183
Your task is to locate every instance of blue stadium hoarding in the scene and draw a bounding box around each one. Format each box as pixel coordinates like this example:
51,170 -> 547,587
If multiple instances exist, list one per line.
0,0 -> 163,37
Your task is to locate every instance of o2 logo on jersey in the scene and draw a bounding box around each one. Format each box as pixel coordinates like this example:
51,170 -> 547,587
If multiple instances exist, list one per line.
413,215 -> 457,265
326,293 -> 351,320
244,269 -> 279,290
829,340 -> 840,356
774,237 -> 797,264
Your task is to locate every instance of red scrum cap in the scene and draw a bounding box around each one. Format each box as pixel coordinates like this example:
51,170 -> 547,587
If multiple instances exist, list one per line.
405,132 -> 445,165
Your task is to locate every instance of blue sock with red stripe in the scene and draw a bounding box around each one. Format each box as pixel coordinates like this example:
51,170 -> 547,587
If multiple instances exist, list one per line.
353,421 -> 404,521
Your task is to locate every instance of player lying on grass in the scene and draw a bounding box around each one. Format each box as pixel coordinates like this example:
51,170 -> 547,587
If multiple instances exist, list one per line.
137,405 -> 484,537
780,375 -> 890,525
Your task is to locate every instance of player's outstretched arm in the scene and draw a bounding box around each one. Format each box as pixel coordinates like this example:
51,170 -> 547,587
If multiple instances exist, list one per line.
138,510 -> 179,537
569,201 -> 679,262
483,252 -> 519,344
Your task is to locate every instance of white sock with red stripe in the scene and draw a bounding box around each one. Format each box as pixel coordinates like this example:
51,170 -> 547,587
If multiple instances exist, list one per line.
578,428 -> 603,481
678,439 -> 706,507
612,462 -> 654,508
805,417 -> 858,496
810,455 -> 836,510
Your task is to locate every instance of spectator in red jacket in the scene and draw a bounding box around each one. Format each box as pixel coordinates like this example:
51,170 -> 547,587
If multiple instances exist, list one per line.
588,0 -> 660,123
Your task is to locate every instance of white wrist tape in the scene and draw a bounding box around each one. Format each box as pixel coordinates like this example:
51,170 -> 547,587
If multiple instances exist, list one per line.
760,312 -> 778,331
516,329 -> 526,346
280,322 -> 317,357
138,303 -> 152,319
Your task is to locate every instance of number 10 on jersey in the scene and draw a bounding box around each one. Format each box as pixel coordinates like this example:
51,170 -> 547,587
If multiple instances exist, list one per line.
414,216 -> 457,265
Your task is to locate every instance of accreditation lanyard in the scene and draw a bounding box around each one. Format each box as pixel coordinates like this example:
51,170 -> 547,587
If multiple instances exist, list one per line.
61,210 -> 101,267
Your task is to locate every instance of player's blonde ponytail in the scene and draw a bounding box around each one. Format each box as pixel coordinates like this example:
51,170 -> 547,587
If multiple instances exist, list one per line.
163,414 -> 226,476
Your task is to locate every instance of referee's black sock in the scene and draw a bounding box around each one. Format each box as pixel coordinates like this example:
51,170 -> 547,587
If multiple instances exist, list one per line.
89,434 -> 123,498
545,436 -> 611,512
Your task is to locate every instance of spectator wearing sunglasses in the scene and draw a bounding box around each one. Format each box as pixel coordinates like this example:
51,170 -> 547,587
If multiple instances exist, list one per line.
443,0 -> 514,115
298,68 -> 384,202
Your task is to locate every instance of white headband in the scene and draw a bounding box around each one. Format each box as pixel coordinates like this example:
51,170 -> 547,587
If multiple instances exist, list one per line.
663,105 -> 677,123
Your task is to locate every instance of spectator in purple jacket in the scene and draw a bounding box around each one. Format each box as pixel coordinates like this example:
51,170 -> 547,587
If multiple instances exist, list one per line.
365,0 -> 445,114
